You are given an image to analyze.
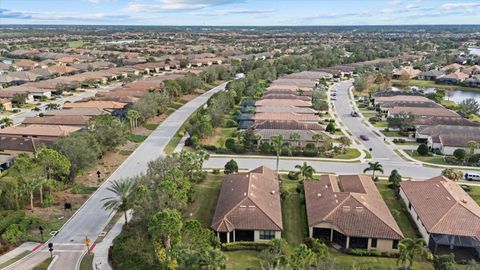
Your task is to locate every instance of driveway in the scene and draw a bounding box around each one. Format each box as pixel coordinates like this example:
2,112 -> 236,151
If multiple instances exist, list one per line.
5,82 -> 228,270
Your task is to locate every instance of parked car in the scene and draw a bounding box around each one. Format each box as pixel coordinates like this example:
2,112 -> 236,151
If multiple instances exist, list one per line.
359,135 -> 369,141
465,172 -> 480,181
351,111 -> 358,117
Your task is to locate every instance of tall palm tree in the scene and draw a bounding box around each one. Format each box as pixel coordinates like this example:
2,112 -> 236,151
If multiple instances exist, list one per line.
270,135 -> 284,173
1,117 -> 13,127
466,140 -> 479,157
126,109 -> 140,130
397,238 -> 426,269
23,178 -> 39,212
312,133 -> 323,149
295,162 -> 315,180
289,132 -> 301,148
102,178 -> 138,225
363,161 -> 384,180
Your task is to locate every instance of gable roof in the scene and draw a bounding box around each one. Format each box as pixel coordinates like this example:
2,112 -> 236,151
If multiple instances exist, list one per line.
0,124 -> 81,138
400,176 -> 480,239
0,136 -> 53,152
22,115 -> 90,126
304,175 -> 404,240
211,166 -> 283,232
253,112 -> 318,123
255,99 -> 312,107
253,120 -> 324,130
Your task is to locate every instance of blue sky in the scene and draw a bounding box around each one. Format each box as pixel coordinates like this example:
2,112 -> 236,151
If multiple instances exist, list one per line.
1,0 -> 480,25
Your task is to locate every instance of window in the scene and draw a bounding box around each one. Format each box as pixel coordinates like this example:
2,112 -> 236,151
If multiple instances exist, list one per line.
408,202 -> 412,210
392,240 -> 399,249
259,230 -> 275,240
371,238 -> 377,248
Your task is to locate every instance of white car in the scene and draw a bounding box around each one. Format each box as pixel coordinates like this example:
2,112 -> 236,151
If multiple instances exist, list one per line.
465,172 -> 480,181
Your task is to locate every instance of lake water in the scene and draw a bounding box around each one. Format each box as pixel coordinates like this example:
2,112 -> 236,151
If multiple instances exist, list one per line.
423,87 -> 480,104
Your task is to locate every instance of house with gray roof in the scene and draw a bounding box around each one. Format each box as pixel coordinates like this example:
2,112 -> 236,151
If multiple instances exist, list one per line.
416,125 -> 480,155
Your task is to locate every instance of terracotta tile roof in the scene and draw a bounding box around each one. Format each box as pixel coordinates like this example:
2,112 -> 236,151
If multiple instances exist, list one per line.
304,175 -> 404,240
262,93 -> 312,101
390,106 -> 460,117
264,89 -> 312,96
0,124 -> 81,138
253,120 -> 324,130
282,71 -> 331,80
63,101 -> 127,110
256,99 -> 312,107
0,136 -> 53,152
375,95 -> 432,103
417,125 -> 480,144
414,116 -> 479,127
44,107 -> 107,116
255,105 -> 317,114
255,129 -> 329,141
22,115 -> 90,126
400,176 -> 480,238
211,166 -> 283,232
253,112 -> 318,122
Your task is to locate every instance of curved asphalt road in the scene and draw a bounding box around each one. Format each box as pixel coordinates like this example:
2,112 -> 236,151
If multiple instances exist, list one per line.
204,80 -> 443,179
5,82 -> 228,270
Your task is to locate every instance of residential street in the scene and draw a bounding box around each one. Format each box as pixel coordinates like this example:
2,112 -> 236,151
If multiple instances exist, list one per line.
204,80 -> 444,179
4,82 -> 228,270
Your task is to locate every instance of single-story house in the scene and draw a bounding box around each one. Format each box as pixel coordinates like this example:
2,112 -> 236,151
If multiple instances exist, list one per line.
255,99 -> 312,108
262,93 -> 312,101
387,106 -> 460,118
43,107 -> 107,117
253,112 -> 319,124
304,175 -> 404,252
392,66 -> 421,80
0,124 -> 81,141
417,70 -> 445,81
436,72 -> 469,85
256,129 -> 329,147
0,136 -> 53,156
400,176 -> 480,259
415,125 -> 480,154
22,115 -> 90,127
0,98 -> 13,111
255,105 -> 318,114
413,116 -> 480,129
253,120 -> 325,131
63,101 -> 128,118
211,166 -> 283,243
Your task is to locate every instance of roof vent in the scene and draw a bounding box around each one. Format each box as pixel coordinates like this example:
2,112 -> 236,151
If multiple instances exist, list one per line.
462,199 -> 468,204
240,205 -> 246,208
335,200 -> 339,204
446,197 -> 451,201
270,190 -> 276,195
243,192 -> 247,196
248,205 -> 256,208
342,206 -> 351,212
355,207 -> 364,212
334,194 -> 337,198
317,193 -> 322,197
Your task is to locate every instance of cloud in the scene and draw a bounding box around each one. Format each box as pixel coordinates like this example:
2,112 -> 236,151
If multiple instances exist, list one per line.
85,0 -> 117,3
0,8 -> 130,22
123,0 -> 244,13
388,0 -> 402,5
194,8 -> 274,16
0,8 -> 32,19
406,4 -> 419,9
440,3 -> 480,11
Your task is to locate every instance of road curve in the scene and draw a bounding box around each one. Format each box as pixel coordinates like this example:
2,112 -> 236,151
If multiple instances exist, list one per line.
4,82 -> 228,270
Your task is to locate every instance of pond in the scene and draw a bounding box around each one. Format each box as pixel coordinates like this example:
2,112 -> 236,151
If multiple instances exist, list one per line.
423,87 -> 480,104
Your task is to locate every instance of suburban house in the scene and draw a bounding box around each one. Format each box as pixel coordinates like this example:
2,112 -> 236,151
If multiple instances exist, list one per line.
413,116 -> 479,129
415,125 -> 480,155
0,137 -> 54,156
304,175 -> 404,252
211,166 -> 283,243
255,99 -> 312,107
255,129 -> 329,147
400,176 -> 480,259
392,66 -> 421,79
0,98 -> 13,111
252,112 -> 319,124
44,107 -> 107,117
387,106 -> 460,118
417,70 -> 445,81
0,124 -> 81,141
252,120 -> 325,131
436,72 -> 469,85
63,101 -> 128,118
21,115 -> 90,127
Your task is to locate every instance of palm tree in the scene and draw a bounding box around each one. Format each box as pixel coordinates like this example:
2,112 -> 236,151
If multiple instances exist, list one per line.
23,178 -> 39,212
295,162 -> 315,180
289,132 -> 301,148
102,178 -> 137,225
312,133 -> 323,149
1,117 -> 13,127
363,161 -> 384,180
126,109 -> 140,130
466,140 -> 479,157
397,238 -> 426,269
270,135 -> 284,173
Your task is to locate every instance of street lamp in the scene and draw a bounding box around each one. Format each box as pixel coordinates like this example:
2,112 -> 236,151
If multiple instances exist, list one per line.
48,243 -> 53,258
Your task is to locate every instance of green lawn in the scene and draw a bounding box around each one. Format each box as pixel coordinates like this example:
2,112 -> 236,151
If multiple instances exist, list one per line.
127,134 -> 147,143
364,149 -> 372,159
188,174 -> 224,226
404,150 -> 447,165
381,130 -> 410,138
67,40 -> 84,48
466,186 -> 480,205
205,127 -> 237,147
164,133 -> 183,154
281,180 -> 307,245
373,121 -> 388,128
143,123 -> 158,131
80,253 -> 93,270
394,141 -> 420,146
33,257 -> 53,270
0,251 -> 30,269
362,112 -> 378,118
334,148 -> 361,160
225,250 -> 262,270
376,181 -> 419,239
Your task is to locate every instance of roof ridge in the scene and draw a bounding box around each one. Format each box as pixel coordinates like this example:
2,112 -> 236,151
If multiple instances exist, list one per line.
430,201 -> 460,232
249,193 -> 283,230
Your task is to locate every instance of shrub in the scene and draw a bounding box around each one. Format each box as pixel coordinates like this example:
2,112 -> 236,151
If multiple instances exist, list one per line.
225,138 -> 236,150
417,143 -> 429,156
326,122 -> 336,134
223,119 -> 238,128
302,150 -> 318,157
221,241 -> 272,251
345,248 -> 382,257
215,147 -> 231,154
368,116 -> 381,124
0,211 -> 25,234
2,224 -> 26,245
453,148 -> 466,161
233,144 -> 246,154
201,144 -> 217,151
224,159 -> 239,174
212,169 -> 221,174
287,171 -> 300,180
260,142 -> 271,154
178,130 -> 185,137
305,143 -> 316,150
280,147 -> 292,156
468,153 -> 480,164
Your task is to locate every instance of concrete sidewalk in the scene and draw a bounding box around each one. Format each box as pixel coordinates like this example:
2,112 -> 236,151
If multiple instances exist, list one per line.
90,211 -> 131,270
0,242 -> 39,266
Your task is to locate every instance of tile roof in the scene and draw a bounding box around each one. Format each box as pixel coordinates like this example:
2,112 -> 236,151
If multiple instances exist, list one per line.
253,112 -> 318,123
44,107 -> 107,116
262,93 -> 312,101
63,101 -> 127,110
390,106 -> 460,117
414,116 -> 480,127
253,120 -> 324,130
256,99 -> 312,107
0,124 -> 80,137
211,166 -> 283,232
0,136 -> 53,152
417,125 -> 480,144
22,115 -> 90,126
255,129 -> 329,141
255,105 -> 317,114
304,175 -> 404,240
400,176 -> 480,239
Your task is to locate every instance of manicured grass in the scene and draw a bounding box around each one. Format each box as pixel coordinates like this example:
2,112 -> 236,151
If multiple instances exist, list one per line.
372,121 -> 388,128
380,130 -> 410,137
33,257 -> 53,270
188,174 -> 224,226
392,79 -> 480,92
164,133 -> 182,154
143,123 -> 158,130
404,150 -> 448,165
127,133 -> 147,143
205,127 -> 237,147
67,40 -> 84,48
362,112 -> 378,118
80,253 -> 94,270
394,141 -> 420,146
0,250 -> 30,269
364,149 -> 372,159
330,249 -> 434,270
225,250 -> 262,270
376,181 -> 419,239
466,186 -> 480,205
334,148 -> 361,160
281,180 -> 307,245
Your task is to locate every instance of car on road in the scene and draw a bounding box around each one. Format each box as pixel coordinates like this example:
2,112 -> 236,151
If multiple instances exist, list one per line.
465,172 -> 480,181
331,97 -> 337,101
359,135 -> 369,141
351,111 -> 358,117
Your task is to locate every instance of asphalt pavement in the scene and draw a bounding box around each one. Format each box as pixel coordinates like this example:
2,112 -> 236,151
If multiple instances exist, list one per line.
4,82 -> 228,270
